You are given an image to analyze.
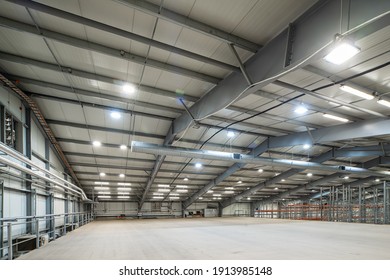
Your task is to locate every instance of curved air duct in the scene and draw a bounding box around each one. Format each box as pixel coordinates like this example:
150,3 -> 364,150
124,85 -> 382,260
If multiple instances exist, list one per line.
131,141 -> 390,178
0,142 -> 89,201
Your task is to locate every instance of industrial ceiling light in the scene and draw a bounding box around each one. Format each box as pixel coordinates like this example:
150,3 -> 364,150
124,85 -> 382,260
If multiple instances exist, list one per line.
153,193 -> 163,196
377,98 -> 390,108
99,172 -> 106,177
118,196 -> 130,199
340,85 -> 374,100
294,105 -> 308,114
281,179 -> 285,182
98,195 -> 111,199
274,187 -> 278,190
213,194 -> 221,197
157,189 -> 170,192
183,177 -> 189,181
195,163 -> 202,168
110,111 -> 121,119
225,191 -> 234,194
303,144 -> 311,150
227,130 -> 235,138
94,181 -> 109,185
324,38 -> 360,65
375,178 -> 380,182
123,83 -> 136,94
169,193 -> 179,196
247,197 -> 251,200
158,184 -> 170,187
258,168 -> 263,173
92,140 -> 102,147
344,176 -> 349,179
238,180 -> 242,184
118,192 -> 130,195
119,174 -> 125,178
177,189 -> 188,193
307,173 -> 313,177
323,113 -> 349,122
98,191 -> 111,195
117,182 -> 131,186
120,144 -> 127,150
153,196 -> 163,199
199,197 -> 203,200
94,187 -> 109,190
117,187 -> 131,191
207,190 -> 213,193
176,185 -> 188,188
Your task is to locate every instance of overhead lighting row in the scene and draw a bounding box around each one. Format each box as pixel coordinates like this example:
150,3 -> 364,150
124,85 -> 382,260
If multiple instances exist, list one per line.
94,182 -> 131,186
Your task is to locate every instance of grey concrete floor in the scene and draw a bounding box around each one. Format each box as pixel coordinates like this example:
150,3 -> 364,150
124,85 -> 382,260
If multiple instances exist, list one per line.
17,217 -> 390,260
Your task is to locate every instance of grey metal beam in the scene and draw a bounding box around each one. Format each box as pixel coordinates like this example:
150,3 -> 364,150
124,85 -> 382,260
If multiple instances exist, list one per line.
9,75 -> 281,137
0,52 -> 199,102
182,139 -> 270,208
64,151 -> 237,170
6,0 -> 239,72
131,142 -> 390,177
56,136 -> 249,153
12,75 -> 320,133
258,155 -> 388,203
0,16 -> 220,84
46,119 -> 166,140
70,162 -> 221,176
29,92 -> 175,122
220,149 -> 336,207
114,0 -> 261,53
273,80 -> 386,118
251,89 -> 362,123
7,75 -> 184,114
265,118 -> 390,149
170,0 -> 390,135
44,114 -> 268,141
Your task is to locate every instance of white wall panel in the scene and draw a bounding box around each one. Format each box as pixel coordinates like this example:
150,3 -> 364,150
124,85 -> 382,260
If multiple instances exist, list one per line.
222,203 -> 250,216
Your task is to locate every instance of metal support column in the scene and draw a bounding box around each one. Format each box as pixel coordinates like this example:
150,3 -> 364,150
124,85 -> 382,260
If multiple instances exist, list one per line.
0,105 -> 5,142
0,180 -> 4,258
384,181 -> 388,224
218,203 -> 223,217
7,223 -> 12,260
46,193 -> 54,239
35,219 -> 39,249
25,108 -> 33,233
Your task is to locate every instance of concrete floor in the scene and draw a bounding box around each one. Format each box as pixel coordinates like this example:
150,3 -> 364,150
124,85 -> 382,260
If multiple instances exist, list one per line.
17,217 -> 390,260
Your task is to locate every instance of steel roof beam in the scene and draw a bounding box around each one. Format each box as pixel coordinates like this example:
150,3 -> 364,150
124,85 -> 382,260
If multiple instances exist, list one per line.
170,0 -> 390,136
6,0 -> 239,72
256,156 -> 387,203
6,74 -> 286,137
114,0 -> 261,53
29,93 -> 174,122
273,80 -> 386,118
219,149 -> 336,207
0,16 -> 220,84
265,118 -> 390,149
11,75 -> 323,132
131,142 -> 390,177
0,52 -> 200,102
56,137 -> 249,153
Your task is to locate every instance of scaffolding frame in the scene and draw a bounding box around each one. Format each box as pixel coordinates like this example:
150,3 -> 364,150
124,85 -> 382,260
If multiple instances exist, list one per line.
255,182 -> 390,224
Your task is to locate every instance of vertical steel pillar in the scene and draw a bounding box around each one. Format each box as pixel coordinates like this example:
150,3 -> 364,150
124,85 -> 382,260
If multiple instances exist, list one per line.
25,108 -> 33,233
46,194 -> 54,239
218,202 -> 223,217
0,105 -> 5,142
0,180 -> 4,258
7,223 -> 12,260
35,219 -> 39,249
384,181 -> 388,224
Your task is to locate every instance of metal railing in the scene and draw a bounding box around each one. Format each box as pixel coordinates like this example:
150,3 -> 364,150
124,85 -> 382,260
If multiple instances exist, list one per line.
0,211 -> 93,260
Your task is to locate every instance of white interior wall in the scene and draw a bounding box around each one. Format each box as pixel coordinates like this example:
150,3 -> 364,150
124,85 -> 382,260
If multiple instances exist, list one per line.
222,203 -> 251,216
